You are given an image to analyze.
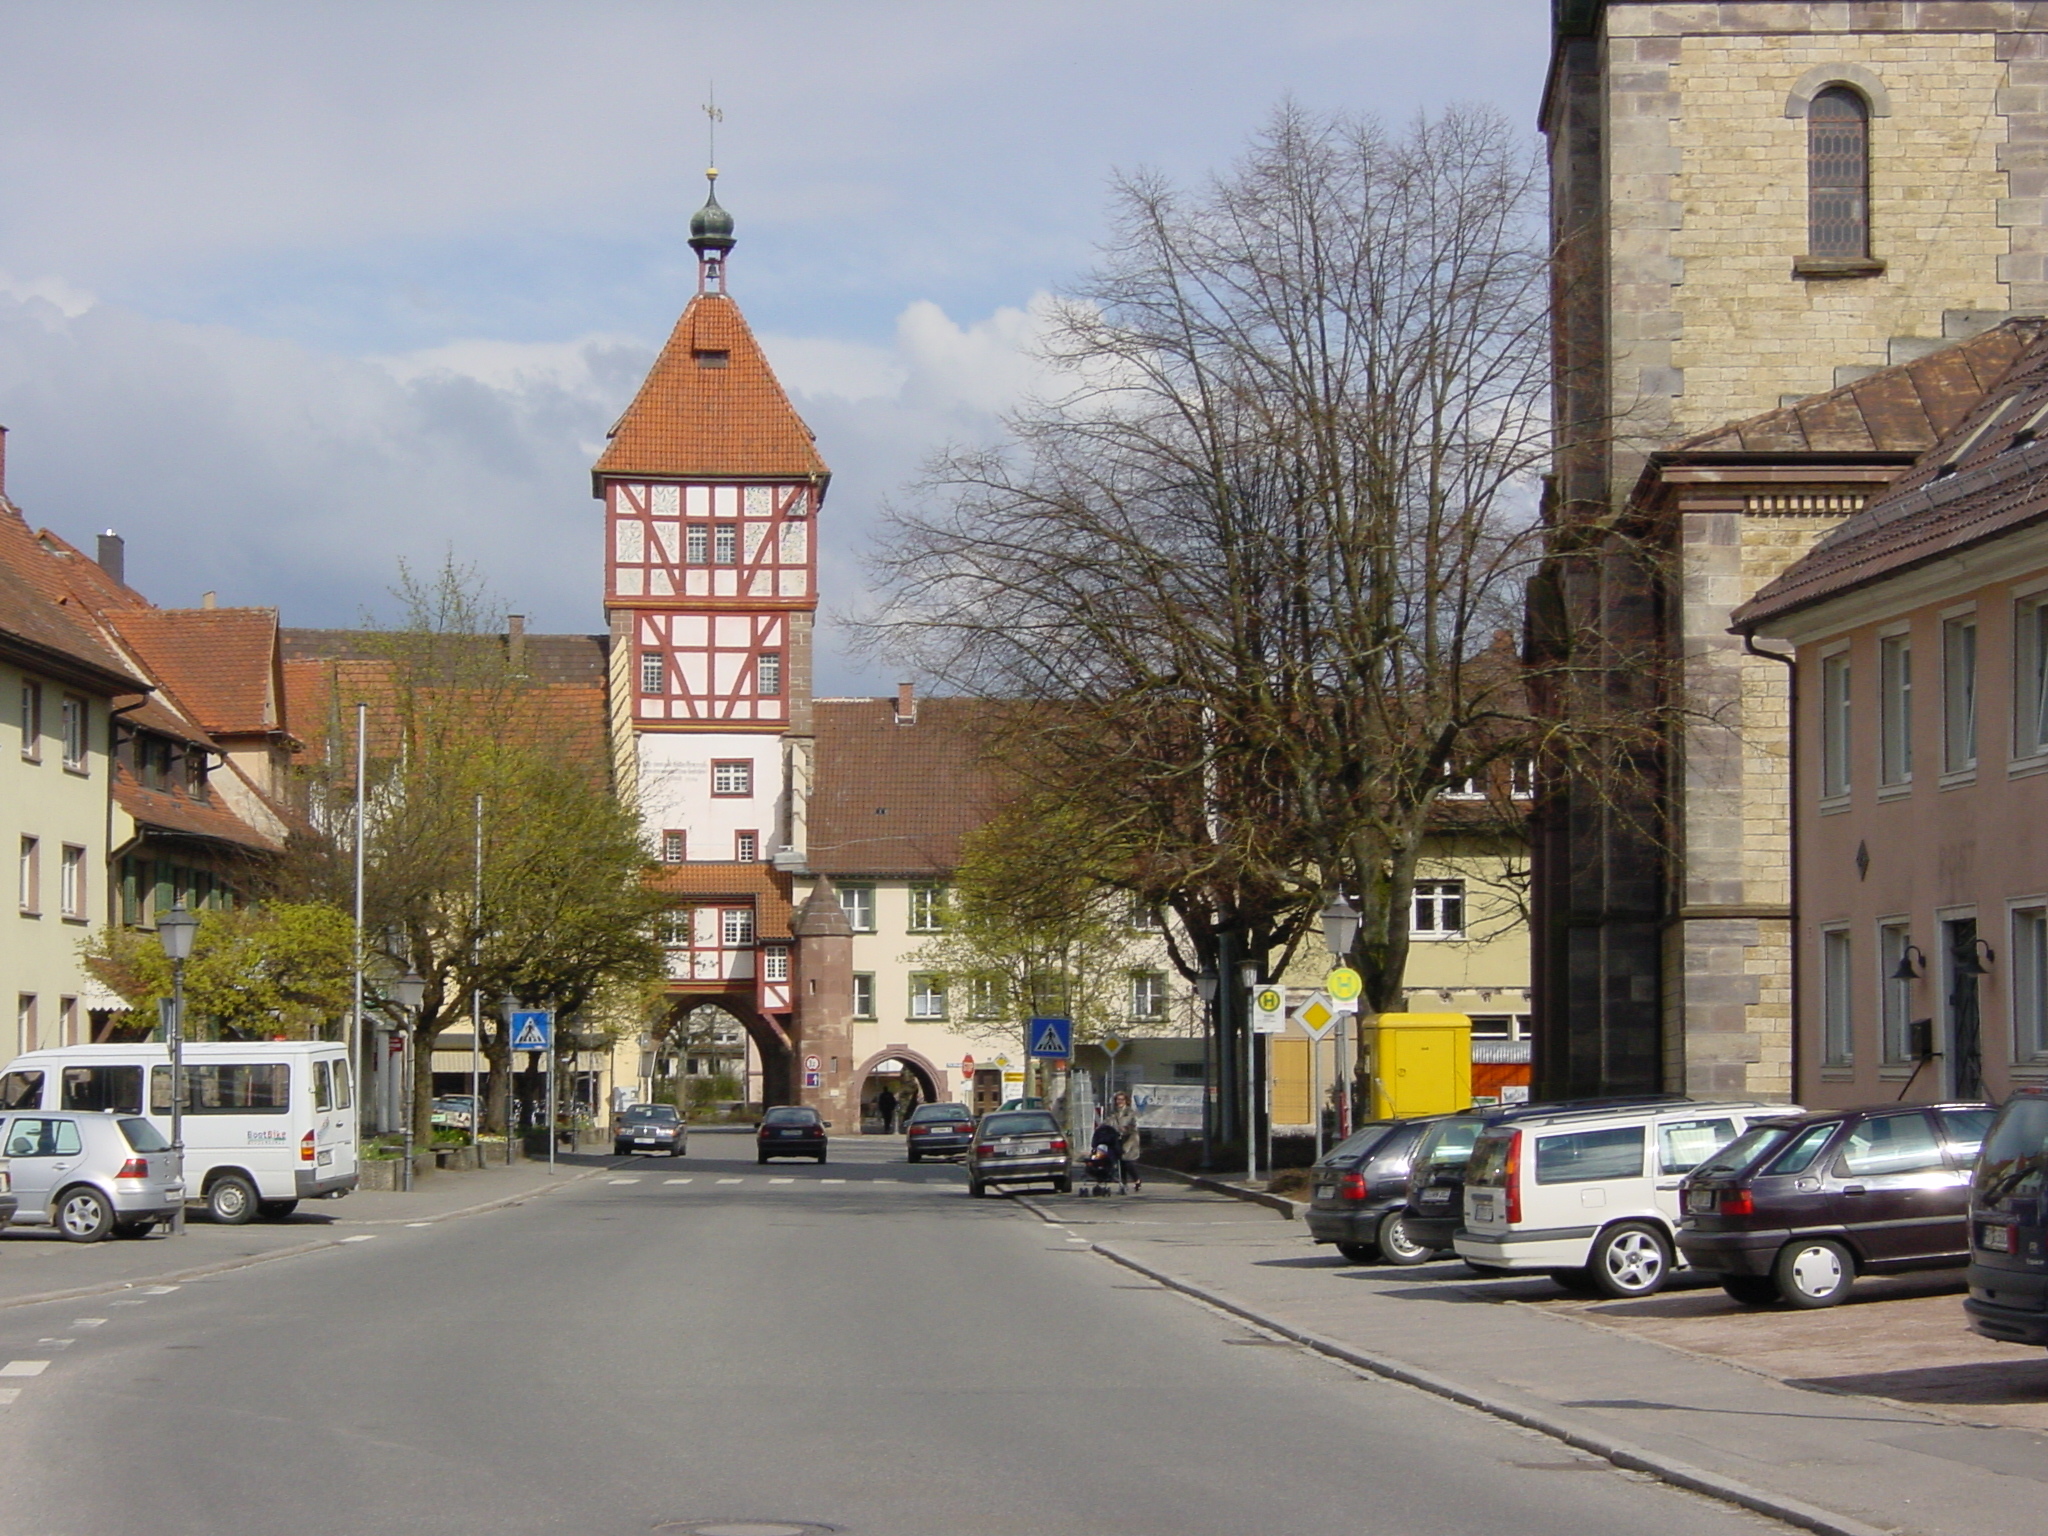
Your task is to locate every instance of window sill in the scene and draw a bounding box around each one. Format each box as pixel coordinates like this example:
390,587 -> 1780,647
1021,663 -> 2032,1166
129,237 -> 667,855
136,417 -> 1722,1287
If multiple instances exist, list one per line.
1408,932 -> 1467,943
1940,769 -> 1979,791
1792,256 -> 1886,279
1877,1066 -> 1920,1079
62,763 -> 89,778
1876,783 -> 1912,802
2011,754 -> 2048,781
1819,794 -> 1852,815
17,909 -> 39,919
60,915 -> 87,926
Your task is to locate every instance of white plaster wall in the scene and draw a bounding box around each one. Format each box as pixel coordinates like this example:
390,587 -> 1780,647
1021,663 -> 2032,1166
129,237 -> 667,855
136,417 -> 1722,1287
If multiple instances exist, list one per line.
635,730 -> 783,860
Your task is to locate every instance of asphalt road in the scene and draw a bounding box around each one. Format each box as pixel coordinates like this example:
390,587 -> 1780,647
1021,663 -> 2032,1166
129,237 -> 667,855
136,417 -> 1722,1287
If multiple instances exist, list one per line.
0,1130 -> 1796,1536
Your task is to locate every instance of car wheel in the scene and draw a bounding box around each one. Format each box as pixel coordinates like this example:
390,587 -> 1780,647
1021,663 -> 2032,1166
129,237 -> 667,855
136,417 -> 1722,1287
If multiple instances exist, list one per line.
256,1199 -> 299,1220
614,1143 -> 630,1156
112,1219 -> 156,1239
1548,1267 -> 1598,1292
1335,1242 -> 1378,1264
1054,1177 -> 1071,1193
1587,1221 -> 1673,1298
671,1144 -> 685,1157
908,1151 -> 921,1164
207,1173 -> 259,1226
817,1152 -> 828,1164
56,1186 -> 114,1242
1377,1210 -> 1435,1267
969,1179 -> 987,1198
1773,1237 -> 1854,1308
757,1154 -> 770,1165
1721,1275 -> 1780,1306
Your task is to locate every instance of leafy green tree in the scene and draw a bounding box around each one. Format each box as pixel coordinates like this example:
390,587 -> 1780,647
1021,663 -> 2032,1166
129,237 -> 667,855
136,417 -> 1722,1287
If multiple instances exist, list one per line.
81,902 -> 355,1039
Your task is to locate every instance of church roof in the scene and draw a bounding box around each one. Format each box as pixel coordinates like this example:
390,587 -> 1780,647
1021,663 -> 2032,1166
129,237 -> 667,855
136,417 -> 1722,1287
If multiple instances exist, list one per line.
592,293 -> 829,485
1736,325 -> 2048,628
1662,318 -> 2048,459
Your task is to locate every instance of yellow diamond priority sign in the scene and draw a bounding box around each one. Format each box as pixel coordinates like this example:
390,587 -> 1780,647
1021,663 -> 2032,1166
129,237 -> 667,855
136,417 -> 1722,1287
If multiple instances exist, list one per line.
1292,992 -> 1340,1040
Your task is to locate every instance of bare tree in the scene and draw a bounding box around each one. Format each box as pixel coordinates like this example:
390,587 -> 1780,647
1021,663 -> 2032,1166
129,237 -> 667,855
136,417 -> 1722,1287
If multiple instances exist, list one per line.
865,103 -> 1561,1029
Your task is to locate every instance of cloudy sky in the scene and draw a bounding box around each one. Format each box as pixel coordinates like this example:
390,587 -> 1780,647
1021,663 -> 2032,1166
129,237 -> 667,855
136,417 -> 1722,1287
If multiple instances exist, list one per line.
0,1 -> 1546,693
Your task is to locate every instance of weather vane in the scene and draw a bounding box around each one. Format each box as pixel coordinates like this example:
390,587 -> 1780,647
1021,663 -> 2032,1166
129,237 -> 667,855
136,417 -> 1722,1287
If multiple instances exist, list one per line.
703,87 -> 723,173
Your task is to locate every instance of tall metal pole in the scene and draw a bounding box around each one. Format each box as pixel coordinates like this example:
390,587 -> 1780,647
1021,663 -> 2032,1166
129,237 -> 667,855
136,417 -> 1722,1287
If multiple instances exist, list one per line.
350,701 -> 367,1119
168,956 -> 186,1234
547,1038 -> 557,1173
400,1022 -> 414,1192
471,792 -> 483,1152
1244,976 -> 1256,1184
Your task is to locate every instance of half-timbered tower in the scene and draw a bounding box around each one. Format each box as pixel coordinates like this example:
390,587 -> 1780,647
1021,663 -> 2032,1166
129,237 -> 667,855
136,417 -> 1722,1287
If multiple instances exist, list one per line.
594,174 -> 831,1105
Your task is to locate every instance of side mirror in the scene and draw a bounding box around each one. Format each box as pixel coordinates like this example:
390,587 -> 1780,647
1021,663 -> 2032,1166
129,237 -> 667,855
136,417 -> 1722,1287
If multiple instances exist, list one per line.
823,1120 -> 834,1129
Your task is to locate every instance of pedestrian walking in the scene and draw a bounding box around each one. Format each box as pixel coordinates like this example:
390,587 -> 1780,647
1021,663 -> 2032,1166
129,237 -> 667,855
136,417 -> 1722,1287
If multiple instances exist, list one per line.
1108,1091 -> 1142,1191
876,1085 -> 898,1134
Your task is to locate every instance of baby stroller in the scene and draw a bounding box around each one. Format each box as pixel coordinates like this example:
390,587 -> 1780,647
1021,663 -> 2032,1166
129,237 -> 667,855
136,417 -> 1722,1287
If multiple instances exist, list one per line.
1081,1123 -> 1126,1196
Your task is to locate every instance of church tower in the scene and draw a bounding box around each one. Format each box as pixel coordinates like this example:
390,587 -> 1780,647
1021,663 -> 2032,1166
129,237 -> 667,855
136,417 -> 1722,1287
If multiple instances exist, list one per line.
595,171 -> 829,1104
1535,2 -> 2048,1101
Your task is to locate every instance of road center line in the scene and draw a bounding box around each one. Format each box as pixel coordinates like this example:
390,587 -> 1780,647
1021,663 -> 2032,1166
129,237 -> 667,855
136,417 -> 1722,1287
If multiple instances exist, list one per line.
339,1235 -> 377,1243
70,1320 -> 105,1329
607,1178 -> 642,1185
820,1178 -> 845,1184
664,1177 -> 693,1184
769,1178 -> 794,1184
716,1178 -> 742,1185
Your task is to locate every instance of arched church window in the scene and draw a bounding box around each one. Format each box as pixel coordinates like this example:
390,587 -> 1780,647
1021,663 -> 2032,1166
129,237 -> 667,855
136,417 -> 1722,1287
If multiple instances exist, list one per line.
1808,87 -> 1870,259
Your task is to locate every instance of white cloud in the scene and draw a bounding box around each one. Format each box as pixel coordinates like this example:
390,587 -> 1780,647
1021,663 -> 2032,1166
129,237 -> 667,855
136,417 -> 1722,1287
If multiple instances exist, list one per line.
0,272 -> 97,321
0,286 -> 1054,694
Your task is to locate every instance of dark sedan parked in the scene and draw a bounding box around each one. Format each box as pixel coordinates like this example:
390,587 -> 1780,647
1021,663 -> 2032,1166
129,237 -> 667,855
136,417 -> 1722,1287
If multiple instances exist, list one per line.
1305,1117 -> 1446,1265
1678,1102 -> 1993,1307
905,1102 -> 974,1162
757,1106 -> 829,1164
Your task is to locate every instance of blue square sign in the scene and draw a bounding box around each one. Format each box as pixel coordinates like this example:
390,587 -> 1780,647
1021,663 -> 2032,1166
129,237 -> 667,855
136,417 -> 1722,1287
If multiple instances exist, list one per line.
1027,1016 -> 1073,1058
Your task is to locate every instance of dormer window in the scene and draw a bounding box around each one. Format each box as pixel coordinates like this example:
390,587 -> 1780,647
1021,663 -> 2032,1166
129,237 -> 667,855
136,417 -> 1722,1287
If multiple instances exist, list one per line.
693,350 -> 729,369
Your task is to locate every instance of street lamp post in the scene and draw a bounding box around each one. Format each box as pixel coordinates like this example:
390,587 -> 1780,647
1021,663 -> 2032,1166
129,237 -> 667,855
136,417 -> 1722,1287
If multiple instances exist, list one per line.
1321,895 -> 1361,1142
1195,970 -> 1218,1168
499,994 -> 522,1166
155,902 -> 199,1236
391,971 -> 426,1193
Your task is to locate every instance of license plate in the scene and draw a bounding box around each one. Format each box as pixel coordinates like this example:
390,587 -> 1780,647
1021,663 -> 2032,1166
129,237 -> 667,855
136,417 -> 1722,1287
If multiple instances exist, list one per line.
1315,1184 -> 1336,1200
1469,1193 -> 1495,1221
1689,1187 -> 1715,1212
317,1149 -> 333,1167
779,1129 -> 802,1137
636,1136 -> 658,1144
1982,1223 -> 2015,1253
1419,1187 -> 1450,1204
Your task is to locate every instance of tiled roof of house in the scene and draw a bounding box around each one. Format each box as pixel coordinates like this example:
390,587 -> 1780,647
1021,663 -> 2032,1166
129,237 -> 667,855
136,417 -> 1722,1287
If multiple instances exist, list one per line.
0,508 -> 147,691
101,607 -> 282,738
1736,327 -> 2048,628
592,293 -> 829,484
113,766 -> 284,854
29,528 -> 151,614
807,697 -> 1010,878
1667,317 -> 2048,458
279,627 -> 607,686
645,860 -> 795,941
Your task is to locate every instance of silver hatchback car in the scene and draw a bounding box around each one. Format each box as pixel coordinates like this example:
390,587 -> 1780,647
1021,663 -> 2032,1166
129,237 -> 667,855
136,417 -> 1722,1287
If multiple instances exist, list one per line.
966,1109 -> 1071,1197
0,1112 -> 185,1241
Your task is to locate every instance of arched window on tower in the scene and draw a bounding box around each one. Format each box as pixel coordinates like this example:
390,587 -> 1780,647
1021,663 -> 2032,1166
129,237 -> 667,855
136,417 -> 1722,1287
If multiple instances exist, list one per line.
1808,87 -> 1870,260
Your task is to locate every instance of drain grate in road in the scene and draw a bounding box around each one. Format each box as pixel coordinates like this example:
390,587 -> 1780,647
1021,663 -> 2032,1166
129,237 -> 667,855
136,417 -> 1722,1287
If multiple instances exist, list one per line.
655,1523 -> 843,1536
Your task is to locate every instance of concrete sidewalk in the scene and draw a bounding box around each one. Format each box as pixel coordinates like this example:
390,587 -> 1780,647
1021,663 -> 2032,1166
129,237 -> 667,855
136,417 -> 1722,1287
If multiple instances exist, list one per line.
1040,1179 -> 2048,1536
0,1151 -> 614,1310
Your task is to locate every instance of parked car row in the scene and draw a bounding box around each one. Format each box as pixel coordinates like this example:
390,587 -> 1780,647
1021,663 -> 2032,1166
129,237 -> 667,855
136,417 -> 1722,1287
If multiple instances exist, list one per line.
1308,1092 -> 2009,1313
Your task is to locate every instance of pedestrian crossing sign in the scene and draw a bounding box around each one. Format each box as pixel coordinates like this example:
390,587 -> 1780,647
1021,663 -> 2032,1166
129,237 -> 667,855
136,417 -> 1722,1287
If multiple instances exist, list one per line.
1027,1016 -> 1073,1058
508,1010 -> 553,1051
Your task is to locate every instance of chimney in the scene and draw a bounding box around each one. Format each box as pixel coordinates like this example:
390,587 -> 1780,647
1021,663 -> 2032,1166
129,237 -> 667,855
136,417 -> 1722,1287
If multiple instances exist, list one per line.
202,591 -> 217,609
507,613 -> 527,676
895,681 -> 916,725
96,530 -> 125,585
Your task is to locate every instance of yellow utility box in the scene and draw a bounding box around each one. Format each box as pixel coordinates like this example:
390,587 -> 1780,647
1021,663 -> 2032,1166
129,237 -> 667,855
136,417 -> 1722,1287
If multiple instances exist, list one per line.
1358,1013 -> 1472,1119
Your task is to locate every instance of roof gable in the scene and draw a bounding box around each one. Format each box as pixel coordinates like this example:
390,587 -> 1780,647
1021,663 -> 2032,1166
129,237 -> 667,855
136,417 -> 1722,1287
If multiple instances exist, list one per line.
103,607 -> 282,738
592,293 -> 829,484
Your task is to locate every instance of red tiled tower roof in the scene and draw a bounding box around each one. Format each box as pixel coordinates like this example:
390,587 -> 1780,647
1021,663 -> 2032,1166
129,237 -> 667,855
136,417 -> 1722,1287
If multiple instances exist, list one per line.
592,293 -> 829,484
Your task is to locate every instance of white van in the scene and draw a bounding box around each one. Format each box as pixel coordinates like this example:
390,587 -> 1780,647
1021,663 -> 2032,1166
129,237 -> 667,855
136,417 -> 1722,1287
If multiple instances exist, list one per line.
1454,1099 -> 1793,1298
0,1042 -> 358,1223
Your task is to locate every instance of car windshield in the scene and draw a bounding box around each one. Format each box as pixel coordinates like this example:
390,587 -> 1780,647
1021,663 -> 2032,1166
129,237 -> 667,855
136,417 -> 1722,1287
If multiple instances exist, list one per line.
624,1107 -> 677,1122
118,1116 -> 172,1153
910,1105 -> 968,1123
982,1112 -> 1058,1137
1691,1123 -> 1794,1178
1977,1096 -> 2048,1203
1415,1117 -> 1483,1172
762,1108 -> 818,1125
1316,1123 -> 1395,1168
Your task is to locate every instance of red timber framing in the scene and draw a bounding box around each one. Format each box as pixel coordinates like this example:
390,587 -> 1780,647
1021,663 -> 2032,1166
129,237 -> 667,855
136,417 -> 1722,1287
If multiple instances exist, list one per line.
634,609 -> 788,725
606,480 -> 813,606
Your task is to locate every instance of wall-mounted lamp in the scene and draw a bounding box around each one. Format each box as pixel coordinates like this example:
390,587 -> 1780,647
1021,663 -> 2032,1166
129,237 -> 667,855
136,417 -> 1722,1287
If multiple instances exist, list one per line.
1959,937 -> 1997,977
1889,944 -> 1927,982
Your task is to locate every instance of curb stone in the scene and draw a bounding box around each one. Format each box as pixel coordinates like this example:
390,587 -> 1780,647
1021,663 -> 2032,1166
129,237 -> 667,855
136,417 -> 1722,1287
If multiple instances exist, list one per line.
1133,1161 -> 1305,1219
1089,1242 -> 1894,1536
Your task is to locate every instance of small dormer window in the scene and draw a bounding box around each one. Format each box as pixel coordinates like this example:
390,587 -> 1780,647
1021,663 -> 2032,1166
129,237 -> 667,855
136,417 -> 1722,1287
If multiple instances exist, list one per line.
693,350 -> 729,369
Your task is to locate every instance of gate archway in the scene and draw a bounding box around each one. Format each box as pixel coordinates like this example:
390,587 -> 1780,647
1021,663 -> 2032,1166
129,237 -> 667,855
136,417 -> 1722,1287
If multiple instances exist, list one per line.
852,1047 -> 943,1133
655,995 -> 795,1110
